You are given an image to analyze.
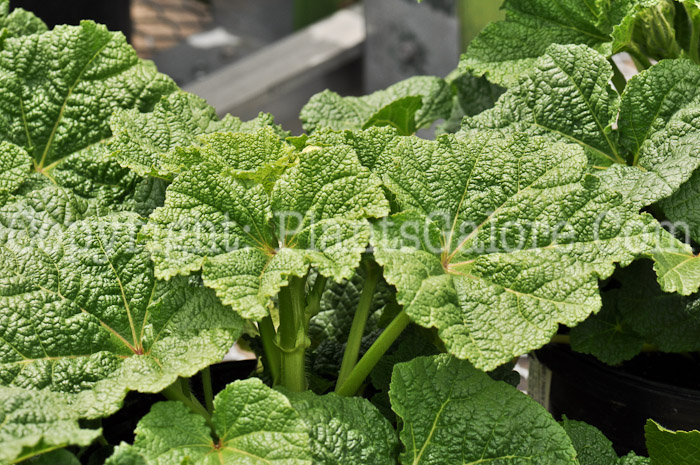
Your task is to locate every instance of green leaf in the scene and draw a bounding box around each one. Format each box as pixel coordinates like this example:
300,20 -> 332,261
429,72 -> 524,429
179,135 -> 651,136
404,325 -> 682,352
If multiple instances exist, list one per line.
25,449 -> 81,465
619,453 -> 652,465
362,96 -> 422,136
0,0 -> 47,43
460,0 -> 661,86
106,379 -> 312,465
468,48 -> 700,209
437,72 -> 505,134
46,141 -> 168,216
617,58 -> 700,158
110,91 -> 287,178
50,142 -> 140,207
0,141 -> 30,193
659,169 -> 700,243
145,143 -> 389,320
560,418 -> 618,465
464,46 -> 700,293
284,391 -> 398,465
466,44 -> 622,166
371,131 -> 658,370
368,326 -> 439,418
302,126 -> 401,171
0,21 -> 176,170
569,288 -> 645,365
645,419 -> 700,465
650,230 -> 700,295
572,260 -> 700,363
389,354 -> 578,464
0,386 -> 100,464
0,187 -> 244,417
300,76 -> 452,134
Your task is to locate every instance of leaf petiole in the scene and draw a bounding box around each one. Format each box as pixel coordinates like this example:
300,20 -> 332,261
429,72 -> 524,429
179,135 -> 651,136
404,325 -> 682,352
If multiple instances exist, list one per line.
201,366 -> 214,413
162,379 -> 216,434
278,275 -> 309,392
259,316 -> 281,383
336,258 -> 381,389
336,310 -> 411,397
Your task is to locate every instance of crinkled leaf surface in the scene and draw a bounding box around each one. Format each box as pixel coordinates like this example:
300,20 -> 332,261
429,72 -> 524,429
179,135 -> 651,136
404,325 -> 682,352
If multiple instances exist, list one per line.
0,386 -> 100,464
369,326 -> 439,419
0,0 -> 46,43
284,391 -> 397,465
619,453 -> 652,465
106,379 -> 312,465
466,45 -> 700,293
145,140 -> 389,320
300,76 -> 452,134
569,289 -> 645,365
468,46 -> 700,207
659,169 -> 700,244
460,0 -> 660,86
0,21 -> 175,170
301,126 -> 401,171
571,260 -> 700,363
645,420 -> 700,465
649,230 -> 700,296
0,187 -> 244,417
389,354 -> 577,464
466,44 -> 623,167
561,418 -> 618,465
371,131 -> 658,370
0,141 -> 30,193
437,72 -> 505,134
110,91 -> 286,178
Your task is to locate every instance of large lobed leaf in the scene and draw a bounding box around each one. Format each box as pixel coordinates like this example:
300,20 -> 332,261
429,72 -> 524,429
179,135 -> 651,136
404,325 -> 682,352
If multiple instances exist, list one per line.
300,76 -> 453,135
645,420 -> 700,465
466,44 -> 700,294
0,0 -> 46,44
145,132 -> 389,320
0,21 -> 176,170
371,130 -> 659,370
0,386 -> 100,464
460,0 -> 663,86
0,187 -> 244,417
107,379 -> 312,465
389,354 -> 578,464
285,391 -> 398,465
571,260 -> 700,364
109,90 -> 286,178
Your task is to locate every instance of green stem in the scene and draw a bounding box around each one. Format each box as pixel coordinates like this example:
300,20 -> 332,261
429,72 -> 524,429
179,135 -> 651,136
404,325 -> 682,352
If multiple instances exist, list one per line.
162,380 -> 215,433
201,366 -> 214,413
336,260 -> 380,389
336,310 -> 411,397
278,275 -> 308,392
260,316 -> 281,383
625,46 -> 653,71
180,377 -> 192,398
305,274 -> 328,322
609,58 -> 627,93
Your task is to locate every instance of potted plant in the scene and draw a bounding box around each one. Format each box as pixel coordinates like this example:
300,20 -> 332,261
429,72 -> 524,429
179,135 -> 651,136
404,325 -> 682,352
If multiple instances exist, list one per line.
0,0 -> 697,464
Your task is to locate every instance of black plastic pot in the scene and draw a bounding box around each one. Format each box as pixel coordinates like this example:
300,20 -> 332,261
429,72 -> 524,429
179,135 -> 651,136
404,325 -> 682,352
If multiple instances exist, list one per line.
531,345 -> 700,455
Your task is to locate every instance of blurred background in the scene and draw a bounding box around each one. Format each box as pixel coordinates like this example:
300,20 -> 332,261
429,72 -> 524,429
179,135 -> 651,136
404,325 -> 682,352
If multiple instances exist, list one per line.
9,0 -> 503,133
